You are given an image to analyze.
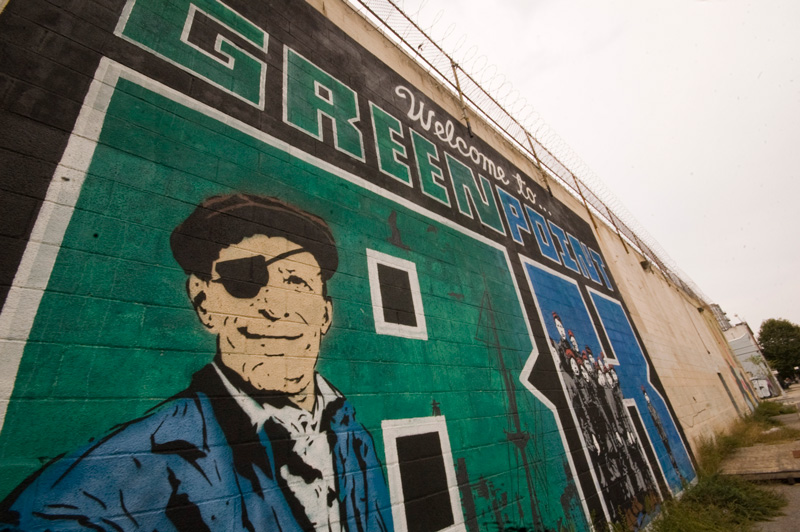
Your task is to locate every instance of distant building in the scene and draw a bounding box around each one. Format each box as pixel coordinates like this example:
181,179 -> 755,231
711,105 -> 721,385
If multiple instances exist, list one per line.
723,323 -> 781,398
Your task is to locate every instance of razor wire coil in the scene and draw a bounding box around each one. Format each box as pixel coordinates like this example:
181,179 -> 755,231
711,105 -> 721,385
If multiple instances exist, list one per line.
345,0 -> 709,304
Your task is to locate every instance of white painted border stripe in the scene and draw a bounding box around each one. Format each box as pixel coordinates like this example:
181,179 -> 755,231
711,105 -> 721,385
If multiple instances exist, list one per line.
0,60 -> 119,433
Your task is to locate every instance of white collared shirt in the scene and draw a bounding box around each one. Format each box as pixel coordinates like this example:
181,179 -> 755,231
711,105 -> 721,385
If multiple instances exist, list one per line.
213,364 -> 342,532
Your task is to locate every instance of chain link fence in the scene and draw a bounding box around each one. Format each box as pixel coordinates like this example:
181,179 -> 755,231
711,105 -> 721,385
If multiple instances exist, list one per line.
345,0 -> 708,304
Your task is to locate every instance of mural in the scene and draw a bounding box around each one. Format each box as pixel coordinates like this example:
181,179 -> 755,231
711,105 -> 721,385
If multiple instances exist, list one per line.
0,0 -> 696,530
3,193 -> 393,531
522,260 -> 694,528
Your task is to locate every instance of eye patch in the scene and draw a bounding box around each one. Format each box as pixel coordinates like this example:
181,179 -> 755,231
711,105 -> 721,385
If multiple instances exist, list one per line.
212,249 -> 307,299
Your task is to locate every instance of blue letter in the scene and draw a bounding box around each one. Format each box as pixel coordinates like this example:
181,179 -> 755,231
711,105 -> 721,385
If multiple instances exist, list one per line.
590,248 -> 614,291
547,221 -> 580,274
525,206 -> 561,264
568,235 -> 602,284
497,187 -> 529,244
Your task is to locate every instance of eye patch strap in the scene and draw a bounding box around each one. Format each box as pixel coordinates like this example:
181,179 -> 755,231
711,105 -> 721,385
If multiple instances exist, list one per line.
262,248 -> 308,269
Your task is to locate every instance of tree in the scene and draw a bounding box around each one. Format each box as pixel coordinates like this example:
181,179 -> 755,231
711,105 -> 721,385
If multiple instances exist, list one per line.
758,318 -> 800,380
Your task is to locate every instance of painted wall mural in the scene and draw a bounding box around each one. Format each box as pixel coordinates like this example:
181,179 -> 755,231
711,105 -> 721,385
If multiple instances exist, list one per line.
0,0 -> 695,530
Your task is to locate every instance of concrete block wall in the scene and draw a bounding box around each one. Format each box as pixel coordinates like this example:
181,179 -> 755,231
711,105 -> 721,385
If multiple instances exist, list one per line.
0,0 -> 748,530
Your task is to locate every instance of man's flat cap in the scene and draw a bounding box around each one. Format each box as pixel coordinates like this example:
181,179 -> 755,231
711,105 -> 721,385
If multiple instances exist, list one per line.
171,194 -> 338,280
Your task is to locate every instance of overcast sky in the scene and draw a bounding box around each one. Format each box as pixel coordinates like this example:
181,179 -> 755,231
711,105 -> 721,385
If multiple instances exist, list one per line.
396,0 -> 800,332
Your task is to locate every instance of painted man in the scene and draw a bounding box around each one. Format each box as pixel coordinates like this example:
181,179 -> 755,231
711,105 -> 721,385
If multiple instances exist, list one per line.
0,194 -> 393,532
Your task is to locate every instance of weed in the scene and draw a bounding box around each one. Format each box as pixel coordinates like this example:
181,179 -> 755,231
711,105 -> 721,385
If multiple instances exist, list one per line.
651,475 -> 786,532
753,401 -> 796,420
649,399 -> 795,532
504,401 -> 796,532
697,401 -> 800,476
683,474 -> 785,522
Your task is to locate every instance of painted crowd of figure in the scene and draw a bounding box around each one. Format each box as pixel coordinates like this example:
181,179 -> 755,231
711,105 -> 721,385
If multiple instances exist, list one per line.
550,313 -> 661,529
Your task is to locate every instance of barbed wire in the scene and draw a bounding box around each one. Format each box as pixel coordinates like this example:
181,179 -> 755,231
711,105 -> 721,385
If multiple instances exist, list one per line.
344,0 -> 709,304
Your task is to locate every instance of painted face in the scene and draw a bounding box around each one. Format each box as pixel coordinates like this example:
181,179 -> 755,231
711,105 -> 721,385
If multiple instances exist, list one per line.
190,234 -> 332,396
569,334 -> 579,353
555,318 -> 566,340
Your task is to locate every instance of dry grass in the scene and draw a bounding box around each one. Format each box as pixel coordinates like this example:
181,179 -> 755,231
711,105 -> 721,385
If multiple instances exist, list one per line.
650,477 -> 785,532
649,400 -> 797,532
697,402 -> 800,476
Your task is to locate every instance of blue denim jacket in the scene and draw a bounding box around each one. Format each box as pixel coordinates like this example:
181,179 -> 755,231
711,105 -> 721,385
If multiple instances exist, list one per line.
0,365 -> 393,532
